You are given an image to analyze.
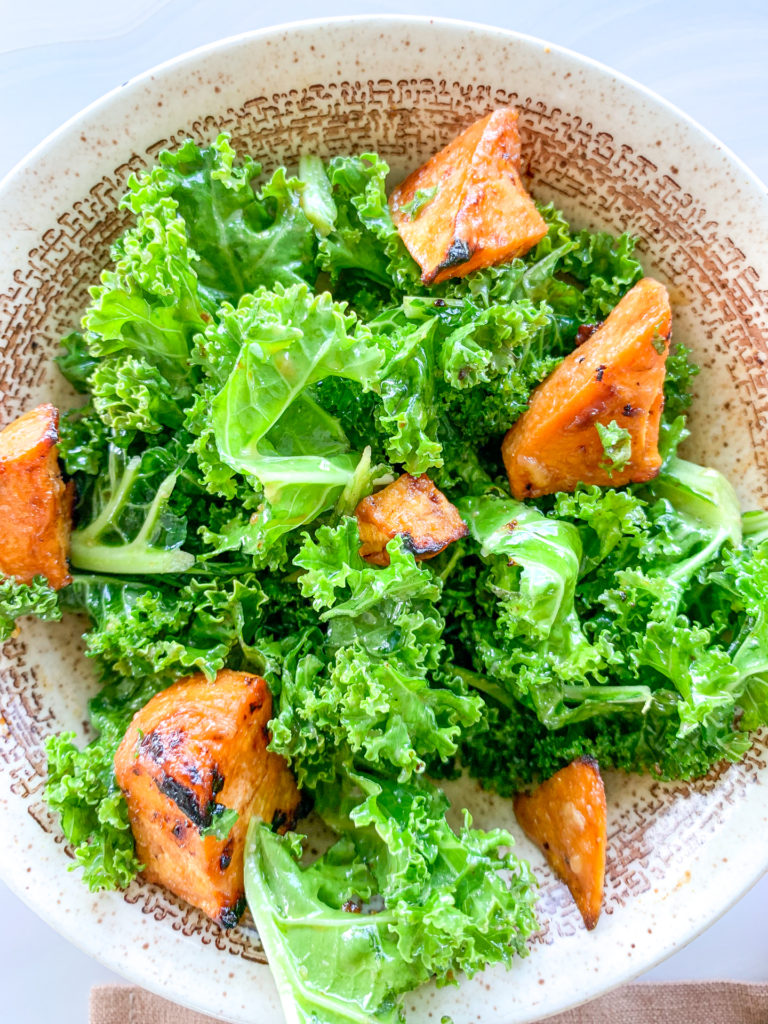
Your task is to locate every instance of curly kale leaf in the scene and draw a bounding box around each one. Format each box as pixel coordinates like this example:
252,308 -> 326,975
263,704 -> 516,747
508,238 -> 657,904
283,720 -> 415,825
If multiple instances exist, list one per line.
269,521 -> 480,788
369,295 -> 560,478
57,407 -> 110,477
62,569 -> 273,688
128,134 -> 317,304
90,354 -> 184,441
45,730 -> 142,891
208,284 -> 384,555
0,576 -> 61,641
56,332 -> 99,393
560,229 -> 643,320
596,420 -> 633,474
243,774 -> 536,1024
82,182 -> 207,396
317,153 -> 421,293
446,463 -> 759,792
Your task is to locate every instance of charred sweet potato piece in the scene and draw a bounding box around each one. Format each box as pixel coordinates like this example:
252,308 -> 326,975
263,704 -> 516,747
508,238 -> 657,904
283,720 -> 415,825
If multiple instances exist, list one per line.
114,669 -> 301,928
356,473 -> 467,567
0,403 -> 72,589
390,108 -> 547,284
514,757 -> 607,930
502,278 -> 672,499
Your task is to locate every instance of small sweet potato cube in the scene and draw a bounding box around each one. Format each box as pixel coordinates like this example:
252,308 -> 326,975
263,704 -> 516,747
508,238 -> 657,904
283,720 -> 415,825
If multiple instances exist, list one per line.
514,757 -> 607,930
114,669 -> 301,928
502,278 -> 672,499
355,473 -> 467,567
390,108 -> 548,284
0,403 -> 72,589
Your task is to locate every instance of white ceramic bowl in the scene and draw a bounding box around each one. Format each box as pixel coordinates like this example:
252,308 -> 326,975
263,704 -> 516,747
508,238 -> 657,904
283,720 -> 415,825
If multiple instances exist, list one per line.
1,16 -> 768,1024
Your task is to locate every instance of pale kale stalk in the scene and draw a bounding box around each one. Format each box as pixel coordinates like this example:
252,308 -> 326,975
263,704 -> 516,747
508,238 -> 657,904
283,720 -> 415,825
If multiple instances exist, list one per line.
69,445 -> 194,575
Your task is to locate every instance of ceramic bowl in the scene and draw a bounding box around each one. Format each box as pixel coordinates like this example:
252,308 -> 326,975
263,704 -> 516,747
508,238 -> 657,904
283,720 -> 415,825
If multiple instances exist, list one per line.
1,15 -> 767,1024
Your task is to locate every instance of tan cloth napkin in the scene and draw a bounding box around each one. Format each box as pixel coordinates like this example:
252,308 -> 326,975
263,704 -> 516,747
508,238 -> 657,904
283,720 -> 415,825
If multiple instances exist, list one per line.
90,981 -> 768,1023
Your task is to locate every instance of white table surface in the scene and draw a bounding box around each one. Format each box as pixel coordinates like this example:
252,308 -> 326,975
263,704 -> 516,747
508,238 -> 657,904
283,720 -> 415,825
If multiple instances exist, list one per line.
2,1 -> 768,1021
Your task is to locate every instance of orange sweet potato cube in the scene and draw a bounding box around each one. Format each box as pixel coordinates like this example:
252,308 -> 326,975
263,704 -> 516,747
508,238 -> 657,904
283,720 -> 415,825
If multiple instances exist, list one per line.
114,669 -> 301,928
514,757 -> 607,930
390,108 -> 548,284
0,403 -> 72,589
355,473 -> 467,567
502,277 -> 672,499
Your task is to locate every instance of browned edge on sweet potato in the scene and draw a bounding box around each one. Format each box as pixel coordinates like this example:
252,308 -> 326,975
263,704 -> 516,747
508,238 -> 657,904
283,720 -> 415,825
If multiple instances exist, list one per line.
114,669 -> 301,928
355,472 -> 467,566
390,108 -> 548,284
0,403 -> 72,589
513,755 -> 607,930
502,277 -> 672,499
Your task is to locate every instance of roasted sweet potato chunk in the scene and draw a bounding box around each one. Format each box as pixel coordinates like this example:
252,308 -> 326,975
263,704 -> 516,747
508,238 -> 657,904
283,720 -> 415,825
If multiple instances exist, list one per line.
356,473 -> 467,566
514,757 -> 607,930
114,669 -> 301,928
0,403 -> 72,589
502,278 -> 672,499
390,108 -> 548,284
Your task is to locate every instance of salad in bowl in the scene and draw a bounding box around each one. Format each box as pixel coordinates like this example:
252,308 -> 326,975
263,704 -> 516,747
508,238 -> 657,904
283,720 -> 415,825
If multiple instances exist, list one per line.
2,96 -> 767,1024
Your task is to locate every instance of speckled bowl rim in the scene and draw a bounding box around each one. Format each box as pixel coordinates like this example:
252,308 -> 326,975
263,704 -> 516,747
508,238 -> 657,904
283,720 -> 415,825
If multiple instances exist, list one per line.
3,15 -> 767,201
0,15 -> 767,1024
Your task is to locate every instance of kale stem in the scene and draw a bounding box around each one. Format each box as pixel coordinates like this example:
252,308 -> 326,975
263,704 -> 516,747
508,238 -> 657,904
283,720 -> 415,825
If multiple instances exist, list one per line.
449,665 -> 517,710
437,543 -> 464,582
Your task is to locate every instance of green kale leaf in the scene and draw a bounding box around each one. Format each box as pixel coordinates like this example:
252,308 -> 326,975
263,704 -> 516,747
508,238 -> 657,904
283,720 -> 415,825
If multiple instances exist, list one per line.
82,182 -> 207,396
133,134 -> 316,304
269,521 -> 480,787
401,186 -> 438,220
318,153 -> 421,292
209,284 -> 384,554
243,773 -> 536,1024
90,354 -> 184,441
56,332 -> 99,393
596,420 -> 632,473
0,576 -> 61,642
45,730 -> 142,891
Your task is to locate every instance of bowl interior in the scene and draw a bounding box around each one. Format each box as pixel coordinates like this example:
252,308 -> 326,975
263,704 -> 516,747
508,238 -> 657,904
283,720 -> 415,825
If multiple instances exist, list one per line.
1,17 -> 767,1024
